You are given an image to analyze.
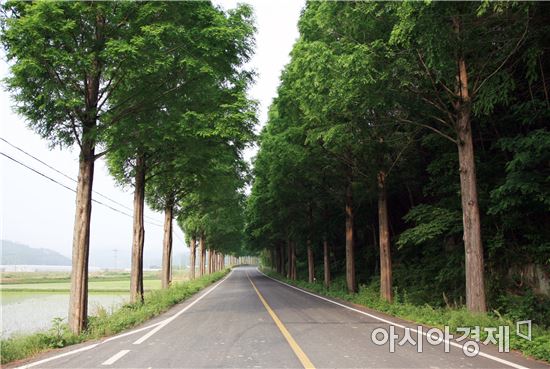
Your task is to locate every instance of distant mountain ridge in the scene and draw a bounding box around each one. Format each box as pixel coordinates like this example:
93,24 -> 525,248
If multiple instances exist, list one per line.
0,240 -> 71,265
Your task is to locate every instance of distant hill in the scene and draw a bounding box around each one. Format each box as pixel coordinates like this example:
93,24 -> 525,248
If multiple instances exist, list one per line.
0,240 -> 71,265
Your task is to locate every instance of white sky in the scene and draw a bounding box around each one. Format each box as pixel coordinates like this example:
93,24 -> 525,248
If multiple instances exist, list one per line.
0,0 -> 304,267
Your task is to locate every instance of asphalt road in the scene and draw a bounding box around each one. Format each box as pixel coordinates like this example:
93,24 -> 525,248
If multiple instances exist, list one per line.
13,267 -> 549,369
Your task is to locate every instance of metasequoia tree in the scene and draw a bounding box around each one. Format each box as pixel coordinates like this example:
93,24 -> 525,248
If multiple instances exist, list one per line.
106,2 -> 255,302
389,2 -> 531,311
1,1 -> 199,333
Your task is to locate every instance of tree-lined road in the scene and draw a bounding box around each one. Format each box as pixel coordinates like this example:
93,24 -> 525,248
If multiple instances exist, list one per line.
14,267 -> 548,369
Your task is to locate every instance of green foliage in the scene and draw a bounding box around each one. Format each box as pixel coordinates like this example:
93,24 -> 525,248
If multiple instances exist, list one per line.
248,2 -> 550,361
397,205 -> 462,248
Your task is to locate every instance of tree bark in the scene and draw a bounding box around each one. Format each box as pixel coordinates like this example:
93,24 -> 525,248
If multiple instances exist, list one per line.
68,13 -> 104,333
378,171 -> 392,303
323,238 -> 331,288
280,244 -> 284,274
287,240 -> 292,279
345,179 -> 356,293
130,154 -> 146,303
199,234 -> 205,276
307,239 -> 314,283
453,18 -> 486,312
287,241 -> 297,280
274,247 -> 280,273
456,80 -> 486,312
291,242 -> 297,280
68,140 -> 95,334
189,236 -> 196,280
307,205 -> 314,283
161,202 -> 173,289
208,249 -> 213,274
213,251 -> 216,273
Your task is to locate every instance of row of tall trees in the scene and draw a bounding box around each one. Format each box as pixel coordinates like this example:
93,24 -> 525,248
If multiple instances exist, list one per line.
246,1 -> 549,318
2,1 -> 256,334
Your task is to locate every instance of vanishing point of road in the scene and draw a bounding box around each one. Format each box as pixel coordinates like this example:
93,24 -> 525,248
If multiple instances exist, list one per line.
11,267 -> 549,369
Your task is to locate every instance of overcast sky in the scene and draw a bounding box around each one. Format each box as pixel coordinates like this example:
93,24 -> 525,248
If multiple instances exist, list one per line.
0,0 -> 304,267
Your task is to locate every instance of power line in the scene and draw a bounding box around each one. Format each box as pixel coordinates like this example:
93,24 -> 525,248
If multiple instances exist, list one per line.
0,136 -> 163,225
0,151 -> 163,227
173,229 -> 185,244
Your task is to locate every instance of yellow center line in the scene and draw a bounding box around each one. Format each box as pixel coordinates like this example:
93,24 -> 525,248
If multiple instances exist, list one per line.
246,272 -> 316,369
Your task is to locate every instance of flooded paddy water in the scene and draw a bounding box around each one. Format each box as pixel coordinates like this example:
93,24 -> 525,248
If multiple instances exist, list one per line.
0,268 -> 182,339
1,291 -> 129,338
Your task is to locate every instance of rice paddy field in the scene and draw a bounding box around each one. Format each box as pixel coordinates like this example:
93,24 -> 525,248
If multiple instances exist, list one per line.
0,269 -> 189,338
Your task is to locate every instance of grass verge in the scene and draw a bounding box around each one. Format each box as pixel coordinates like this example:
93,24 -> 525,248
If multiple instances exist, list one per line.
262,269 -> 550,363
0,269 -> 229,365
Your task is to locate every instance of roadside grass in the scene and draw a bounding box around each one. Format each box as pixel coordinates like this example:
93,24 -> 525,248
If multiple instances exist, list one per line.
0,269 -> 229,365
263,269 -> 550,363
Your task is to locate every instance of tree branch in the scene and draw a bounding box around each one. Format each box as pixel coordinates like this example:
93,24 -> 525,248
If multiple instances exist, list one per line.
397,117 -> 457,144
473,17 -> 529,95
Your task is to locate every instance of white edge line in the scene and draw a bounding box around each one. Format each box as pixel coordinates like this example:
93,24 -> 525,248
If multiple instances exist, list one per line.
101,349 -> 130,366
102,320 -> 164,343
14,343 -> 99,369
257,268 -> 530,369
132,270 -> 233,345
13,271 -> 233,369
13,321 -> 165,369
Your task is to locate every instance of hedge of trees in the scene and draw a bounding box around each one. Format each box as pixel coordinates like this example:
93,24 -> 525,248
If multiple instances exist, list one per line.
245,1 -> 549,323
1,1 -> 255,334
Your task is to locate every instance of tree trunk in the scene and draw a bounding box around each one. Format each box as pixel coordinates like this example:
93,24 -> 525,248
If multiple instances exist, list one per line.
291,242 -> 297,280
274,247 -> 280,273
307,205 -> 314,283
68,141 -> 95,334
161,203 -> 173,289
130,154 -> 146,304
280,244 -> 284,274
199,234 -> 205,276
457,95 -> 487,312
323,239 -> 331,288
345,179 -> 356,293
67,12 -> 105,334
213,251 -> 216,273
208,249 -> 213,274
190,236 -> 196,280
307,239 -> 314,283
378,171 -> 392,302
453,23 -> 486,312
287,240 -> 292,279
